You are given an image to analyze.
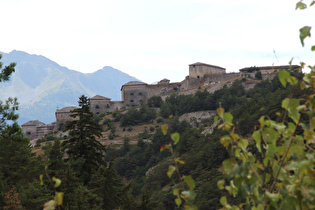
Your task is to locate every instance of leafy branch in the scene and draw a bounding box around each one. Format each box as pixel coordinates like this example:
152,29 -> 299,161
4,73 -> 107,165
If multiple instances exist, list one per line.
160,124 -> 197,209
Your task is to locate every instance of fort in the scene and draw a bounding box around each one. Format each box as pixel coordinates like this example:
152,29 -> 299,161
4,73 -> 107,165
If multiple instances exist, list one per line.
22,62 -> 300,139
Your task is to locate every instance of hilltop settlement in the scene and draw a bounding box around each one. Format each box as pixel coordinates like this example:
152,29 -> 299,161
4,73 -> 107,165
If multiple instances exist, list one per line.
22,62 -> 300,139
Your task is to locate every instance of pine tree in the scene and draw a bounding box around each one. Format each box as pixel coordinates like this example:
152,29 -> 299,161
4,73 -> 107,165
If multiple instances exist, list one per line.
62,95 -> 106,184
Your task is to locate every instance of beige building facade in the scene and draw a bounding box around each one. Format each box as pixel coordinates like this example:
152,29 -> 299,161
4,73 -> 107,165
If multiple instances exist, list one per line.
240,65 -> 301,78
189,62 -> 226,79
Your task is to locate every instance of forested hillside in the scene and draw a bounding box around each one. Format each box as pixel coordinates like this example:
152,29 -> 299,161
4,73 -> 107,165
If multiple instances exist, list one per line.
2,60 -> 309,209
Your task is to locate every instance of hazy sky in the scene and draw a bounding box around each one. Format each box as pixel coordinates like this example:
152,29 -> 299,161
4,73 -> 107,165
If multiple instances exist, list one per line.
1,0 -> 314,83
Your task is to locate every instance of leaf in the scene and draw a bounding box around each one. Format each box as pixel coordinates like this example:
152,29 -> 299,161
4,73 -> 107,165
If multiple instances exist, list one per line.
278,70 -> 290,87
40,174 -> 44,186
160,144 -> 170,151
262,128 -> 279,144
222,158 -> 236,174
217,107 -> 224,118
223,112 -> 233,123
173,188 -> 180,196
171,133 -> 180,145
312,45 -> 315,51
299,26 -> 311,47
220,135 -> 231,149
296,1 -> 307,9
174,158 -> 185,164
161,124 -> 168,135
183,175 -> 195,190
214,115 -> 219,125
311,1 -> 315,6
184,205 -> 198,210
301,81 -> 306,90
238,139 -> 248,149
52,177 -> 61,188
181,190 -> 196,201
55,192 -> 64,205
220,196 -> 227,205
287,98 -> 301,124
175,198 -> 182,207
43,200 -> 56,210
167,165 -> 175,178
253,130 -> 262,152
217,179 -> 225,190
282,98 -> 290,109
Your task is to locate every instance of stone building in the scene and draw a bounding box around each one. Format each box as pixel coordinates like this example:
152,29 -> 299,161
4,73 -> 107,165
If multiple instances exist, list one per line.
22,120 -> 45,139
55,106 -> 77,130
90,95 -> 125,115
90,95 -> 112,115
35,123 -> 55,138
189,62 -> 226,79
121,79 -> 182,106
121,81 -> 149,105
240,65 -> 301,78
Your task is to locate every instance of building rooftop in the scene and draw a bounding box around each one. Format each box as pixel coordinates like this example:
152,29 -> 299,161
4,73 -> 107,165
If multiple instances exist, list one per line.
22,120 -> 45,126
56,106 -> 77,113
189,62 -> 225,70
90,95 -> 111,100
240,65 -> 301,72
121,81 -> 147,90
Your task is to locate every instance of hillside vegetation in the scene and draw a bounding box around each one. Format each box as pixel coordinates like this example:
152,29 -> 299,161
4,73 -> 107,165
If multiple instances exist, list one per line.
29,72 -> 305,209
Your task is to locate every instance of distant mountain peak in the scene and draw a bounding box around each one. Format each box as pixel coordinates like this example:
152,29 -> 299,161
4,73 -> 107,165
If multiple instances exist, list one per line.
0,50 -> 140,124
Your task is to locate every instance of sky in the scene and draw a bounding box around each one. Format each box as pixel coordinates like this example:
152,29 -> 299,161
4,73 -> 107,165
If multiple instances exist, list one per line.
1,0 -> 314,84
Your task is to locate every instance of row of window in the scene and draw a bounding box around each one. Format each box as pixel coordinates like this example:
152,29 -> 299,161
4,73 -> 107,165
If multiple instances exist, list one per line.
130,92 -> 143,96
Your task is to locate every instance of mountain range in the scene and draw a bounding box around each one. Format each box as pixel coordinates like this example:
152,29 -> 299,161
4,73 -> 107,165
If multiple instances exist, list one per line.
0,50 -> 140,125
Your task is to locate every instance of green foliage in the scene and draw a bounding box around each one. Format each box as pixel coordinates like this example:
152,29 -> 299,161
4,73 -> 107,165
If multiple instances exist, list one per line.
245,66 -> 260,73
217,70 -> 315,209
296,1 -> 315,50
160,81 -> 246,118
0,54 -> 16,83
120,103 -> 157,126
160,124 -> 198,209
62,95 -> 106,184
254,71 -> 262,80
147,95 -> 163,107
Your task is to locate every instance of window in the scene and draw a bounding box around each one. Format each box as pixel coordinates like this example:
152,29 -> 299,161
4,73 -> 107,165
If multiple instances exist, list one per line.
139,92 -> 142,96
106,104 -> 110,108
130,100 -> 134,103
130,93 -> 134,96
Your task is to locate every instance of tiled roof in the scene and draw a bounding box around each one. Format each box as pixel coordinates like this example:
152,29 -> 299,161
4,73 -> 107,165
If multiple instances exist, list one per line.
56,106 -> 77,113
90,95 -> 111,100
189,62 -> 225,70
22,120 -> 45,126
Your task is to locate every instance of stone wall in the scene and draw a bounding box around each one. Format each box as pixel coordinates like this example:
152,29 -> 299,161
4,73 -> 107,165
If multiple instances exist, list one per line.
22,120 -> 45,139
189,63 -> 226,79
36,124 -> 55,138
55,106 -> 78,130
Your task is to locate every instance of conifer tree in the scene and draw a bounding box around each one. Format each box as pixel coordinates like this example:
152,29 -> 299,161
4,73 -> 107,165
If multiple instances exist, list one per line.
62,95 -> 106,184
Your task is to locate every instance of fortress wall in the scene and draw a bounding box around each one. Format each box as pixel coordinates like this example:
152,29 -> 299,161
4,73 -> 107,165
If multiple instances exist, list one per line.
189,65 -> 225,78
55,109 -> 78,130
110,101 -> 125,111
122,85 -> 148,105
22,125 -> 37,139
90,99 -> 111,115
204,73 -> 241,83
262,73 -> 277,80
147,83 -> 181,97
180,77 -> 200,91
36,125 -> 54,138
